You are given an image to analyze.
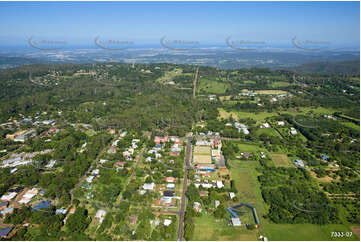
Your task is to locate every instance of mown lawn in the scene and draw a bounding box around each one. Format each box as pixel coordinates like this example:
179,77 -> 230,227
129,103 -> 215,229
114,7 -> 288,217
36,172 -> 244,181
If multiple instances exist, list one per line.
198,78 -> 229,94
192,214 -> 258,241
255,128 -> 279,137
270,153 -> 291,167
263,223 -> 359,241
237,142 -> 266,152
271,81 -> 292,88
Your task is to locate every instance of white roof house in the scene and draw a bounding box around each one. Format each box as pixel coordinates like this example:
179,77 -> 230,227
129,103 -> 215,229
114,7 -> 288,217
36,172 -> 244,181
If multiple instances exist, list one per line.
10,168 -> 17,174
91,169 -> 100,175
45,160 -> 56,169
143,183 -> 155,190
1,192 -> 17,201
86,176 -> 95,183
277,121 -> 285,126
231,217 -> 242,226
263,123 -> 270,128
95,209 -> 107,223
18,197 -> 32,204
290,127 -> 297,135
22,188 -> 38,200
216,181 -> 224,189
166,183 -> 175,189
229,192 -> 236,199
164,219 -> 172,226
201,183 -> 213,189
215,200 -> 220,208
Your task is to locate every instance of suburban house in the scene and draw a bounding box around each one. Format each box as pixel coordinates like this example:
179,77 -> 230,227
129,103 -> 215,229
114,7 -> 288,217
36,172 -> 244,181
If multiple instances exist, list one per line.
164,219 -> 172,226
277,121 -> 285,126
165,177 -> 176,183
0,207 -> 14,217
95,209 -> 107,223
154,136 -> 169,144
1,192 -> 17,201
32,200 -> 51,211
143,183 -> 155,190
294,159 -> 305,168
320,154 -> 329,161
0,227 -> 14,239
163,191 -> 175,197
166,183 -> 175,189
86,176 -> 95,183
290,127 -> 297,135
0,201 -> 9,209
231,217 -> 242,226
198,164 -> 215,172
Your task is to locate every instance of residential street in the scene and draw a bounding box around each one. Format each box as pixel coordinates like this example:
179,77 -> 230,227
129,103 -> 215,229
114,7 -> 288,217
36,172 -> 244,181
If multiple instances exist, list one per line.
177,136 -> 192,241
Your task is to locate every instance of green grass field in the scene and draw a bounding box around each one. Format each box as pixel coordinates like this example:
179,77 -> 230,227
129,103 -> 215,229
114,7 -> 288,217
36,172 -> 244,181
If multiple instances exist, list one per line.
198,78 -> 229,94
263,223 -> 359,241
341,122 -> 360,131
192,214 -> 258,241
270,153 -> 291,167
255,128 -> 279,137
271,81 -> 292,88
237,142 -> 266,152
156,68 -> 183,83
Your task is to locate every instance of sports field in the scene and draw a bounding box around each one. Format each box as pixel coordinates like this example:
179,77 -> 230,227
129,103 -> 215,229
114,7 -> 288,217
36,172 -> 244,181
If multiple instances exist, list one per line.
194,146 -> 211,155
193,154 -> 212,164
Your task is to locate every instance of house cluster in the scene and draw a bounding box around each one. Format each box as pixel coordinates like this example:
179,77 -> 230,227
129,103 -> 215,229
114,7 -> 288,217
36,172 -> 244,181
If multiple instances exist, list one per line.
122,139 -> 140,160
82,169 -> 100,193
239,90 -> 255,97
6,129 -> 36,142
1,149 -> 52,168
141,176 -> 179,208
0,186 -> 49,219
194,179 -> 224,189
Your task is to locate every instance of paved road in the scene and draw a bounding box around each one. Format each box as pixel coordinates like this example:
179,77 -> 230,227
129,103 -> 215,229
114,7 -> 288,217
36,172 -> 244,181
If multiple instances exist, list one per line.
177,136 -> 192,241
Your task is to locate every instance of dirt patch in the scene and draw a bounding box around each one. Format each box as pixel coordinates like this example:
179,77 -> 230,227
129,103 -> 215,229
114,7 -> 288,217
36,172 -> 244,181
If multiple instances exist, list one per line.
218,108 -> 239,121
351,226 -> 360,237
309,170 -> 334,183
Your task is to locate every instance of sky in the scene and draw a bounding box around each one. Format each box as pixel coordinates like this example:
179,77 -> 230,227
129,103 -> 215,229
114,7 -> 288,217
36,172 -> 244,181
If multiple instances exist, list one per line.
0,1 -> 359,48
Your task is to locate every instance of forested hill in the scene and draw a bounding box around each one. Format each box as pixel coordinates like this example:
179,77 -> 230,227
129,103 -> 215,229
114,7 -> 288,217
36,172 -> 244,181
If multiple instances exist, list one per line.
287,60 -> 360,74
